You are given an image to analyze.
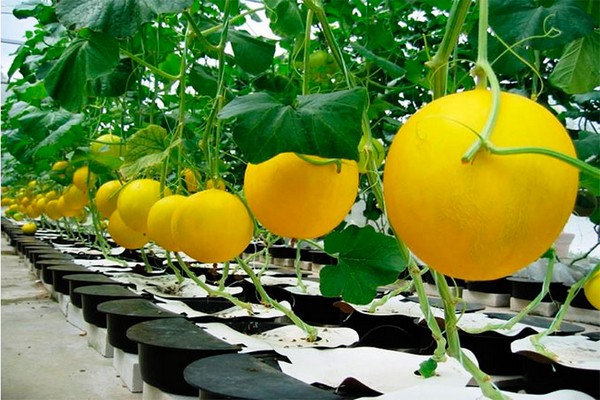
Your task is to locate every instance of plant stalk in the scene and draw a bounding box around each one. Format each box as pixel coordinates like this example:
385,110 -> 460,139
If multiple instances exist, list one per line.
236,256 -> 318,341
175,253 -> 253,311
425,0 -> 472,99
435,272 -> 507,400
461,0 -> 502,163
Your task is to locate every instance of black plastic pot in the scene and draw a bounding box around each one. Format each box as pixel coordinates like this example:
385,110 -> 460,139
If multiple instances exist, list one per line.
16,239 -> 48,254
520,354 -> 599,398
10,233 -> 39,248
126,318 -> 240,396
422,270 -> 465,287
48,264 -> 95,295
568,285 -> 596,310
484,312 -> 585,336
25,248 -> 61,265
37,259 -> 77,285
243,241 -> 265,257
74,284 -> 144,328
466,278 -> 511,294
34,252 -> 74,268
508,277 -> 569,304
64,274 -> 121,308
285,289 -> 342,326
268,245 -> 297,267
337,304 -> 424,350
416,312 -> 584,376
21,245 -> 53,263
414,317 -> 531,376
184,353 -> 342,400
49,237 -> 81,246
98,298 -> 182,354
310,250 -> 337,266
58,251 -> 104,261
308,250 -> 337,274
174,296 -> 238,315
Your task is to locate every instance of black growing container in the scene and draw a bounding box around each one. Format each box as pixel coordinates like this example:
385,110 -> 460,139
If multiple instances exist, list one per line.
285,287 -> 342,326
21,245 -> 53,264
184,353 -> 342,400
508,277 -> 569,304
74,284 -> 144,328
567,285 -> 596,310
37,259 -> 77,285
16,239 -> 48,255
34,252 -> 74,268
337,305 -> 424,350
98,298 -> 182,354
25,248 -> 62,265
48,264 -> 92,294
520,354 -> 600,398
466,278 -> 511,294
416,312 -> 585,377
126,318 -> 240,396
268,245 -> 297,267
64,274 -> 121,308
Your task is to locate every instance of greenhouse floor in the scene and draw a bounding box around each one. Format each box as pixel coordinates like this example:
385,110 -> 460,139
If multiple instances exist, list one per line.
0,236 -> 142,400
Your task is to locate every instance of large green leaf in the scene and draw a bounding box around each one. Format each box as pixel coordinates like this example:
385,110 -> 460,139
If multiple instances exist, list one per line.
229,31 -> 276,75
18,109 -> 73,135
44,32 -> 120,111
7,109 -> 84,162
263,0 -> 304,37
351,43 -> 405,78
13,1 -> 57,25
13,82 -> 48,103
56,0 -> 193,38
319,225 -> 408,305
2,130 -> 34,162
574,131 -> 600,195
31,114 -> 84,159
550,31 -> 600,94
89,58 -> 135,97
189,65 -> 218,97
120,124 -> 181,178
219,88 -> 367,163
489,0 -> 595,50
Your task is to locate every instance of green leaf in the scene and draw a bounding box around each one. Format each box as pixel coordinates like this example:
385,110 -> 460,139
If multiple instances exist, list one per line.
263,0 -> 304,37
229,31 -> 276,75
366,22 -> 395,50
351,43 -> 405,78
574,132 -> 600,162
550,32 -> 600,94
56,0 -> 193,38
31,114 -> 84,159
44,32 -> 120,111
89,154 -> 124,174
90,58 -> 135,97
7,47 -> 28,79
13,1 -> 57,24
573,91 -> 600,103
13,81 -> 48,103
319,225 -> 408,305
6,109 -> 84,162
189,65 -> 218,97
120,124 -> 180,178
2,130 -> 34,162
219,88 -> 367,163
574,132 -> 600,195
489,0 -> 595,50
159,53 -> 181,77
18,109 -> 73,135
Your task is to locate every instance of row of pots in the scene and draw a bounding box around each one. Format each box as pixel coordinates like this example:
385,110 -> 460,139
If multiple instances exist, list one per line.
2,217 -> 599,399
